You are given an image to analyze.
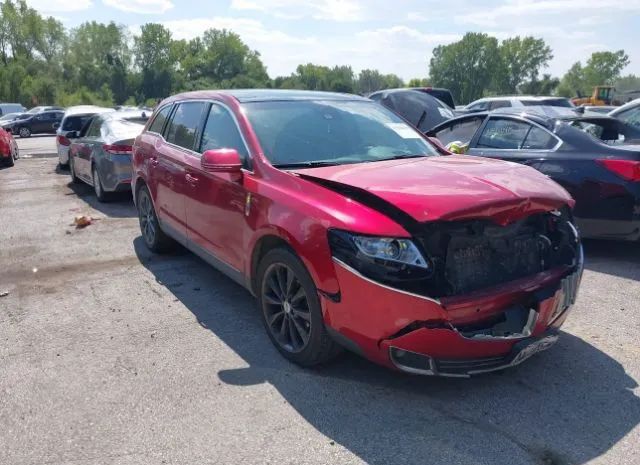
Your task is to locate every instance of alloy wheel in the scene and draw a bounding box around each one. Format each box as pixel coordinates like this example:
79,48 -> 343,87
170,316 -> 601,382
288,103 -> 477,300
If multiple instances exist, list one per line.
93,167 -> 103,198
261,263 -> 312,353
19,127 -> 30,138
139,191 -> 156,247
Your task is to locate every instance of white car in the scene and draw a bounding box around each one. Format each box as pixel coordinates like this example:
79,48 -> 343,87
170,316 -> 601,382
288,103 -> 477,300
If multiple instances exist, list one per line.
609,98 -> 640,129
56,106 -> 114,167
462,96 -> 574,113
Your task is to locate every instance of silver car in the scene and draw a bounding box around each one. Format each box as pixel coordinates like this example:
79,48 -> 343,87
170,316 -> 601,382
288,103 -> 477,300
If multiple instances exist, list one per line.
68,111 -> 149,202
56,106 -> 114,167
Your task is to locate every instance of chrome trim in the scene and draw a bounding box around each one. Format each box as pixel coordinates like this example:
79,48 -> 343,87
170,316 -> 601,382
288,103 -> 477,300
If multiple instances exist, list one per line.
331,257 -> 442,305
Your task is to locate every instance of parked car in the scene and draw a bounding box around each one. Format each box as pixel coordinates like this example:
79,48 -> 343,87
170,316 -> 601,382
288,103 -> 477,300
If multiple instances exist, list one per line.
460,96 -> 574,114
369,89 -> 454,132
609,98 -> 640,129
427,106 -> 640,241
5,110 -> 64,138
57,106 -> 114,167
25,105 -> 64,114
408,87 -> 456,109
0,103 -> 26,116
68,110 -> 149,201
0,127 -> 18,167
0,112 -> 27,128
132,90 -> 583,376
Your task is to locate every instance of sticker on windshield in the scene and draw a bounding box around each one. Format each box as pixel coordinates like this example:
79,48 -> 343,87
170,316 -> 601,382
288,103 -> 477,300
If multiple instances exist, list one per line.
386,123 -> 421,139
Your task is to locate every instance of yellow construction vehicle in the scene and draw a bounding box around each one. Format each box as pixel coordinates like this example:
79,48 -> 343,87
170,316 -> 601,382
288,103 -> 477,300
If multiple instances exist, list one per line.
571,86 -> 615,106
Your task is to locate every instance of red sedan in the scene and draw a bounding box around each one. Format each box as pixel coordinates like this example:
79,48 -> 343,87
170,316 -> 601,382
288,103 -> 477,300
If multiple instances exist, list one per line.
0,127 -> 18,167
132,90 -> 583,377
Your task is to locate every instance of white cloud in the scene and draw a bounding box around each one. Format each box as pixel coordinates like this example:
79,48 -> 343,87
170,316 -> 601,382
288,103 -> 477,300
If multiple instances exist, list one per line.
24,0 -> 92,12
103,0 -> 173,14
230,0 -> 364,21
458,0 -> 640,27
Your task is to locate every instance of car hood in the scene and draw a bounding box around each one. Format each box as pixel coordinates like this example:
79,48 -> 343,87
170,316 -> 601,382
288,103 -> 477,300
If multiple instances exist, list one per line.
293,155 -> 573,225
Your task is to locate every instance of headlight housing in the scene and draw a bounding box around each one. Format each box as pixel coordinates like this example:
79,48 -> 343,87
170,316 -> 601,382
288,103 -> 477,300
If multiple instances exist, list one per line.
328,229 -> 432,289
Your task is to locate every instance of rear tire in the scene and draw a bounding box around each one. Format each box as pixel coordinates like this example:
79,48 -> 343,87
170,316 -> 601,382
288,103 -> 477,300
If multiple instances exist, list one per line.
257,247 -> 342,367
69,156 -> 81,184
92,165 -> 111,203
137,185 -> 174,253
5,153 -> 14,167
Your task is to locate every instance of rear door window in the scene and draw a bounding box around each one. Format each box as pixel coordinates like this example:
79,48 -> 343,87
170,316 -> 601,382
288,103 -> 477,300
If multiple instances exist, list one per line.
434,116 -> 484,146
477,118 -> 531,149
165,102 -> 207,151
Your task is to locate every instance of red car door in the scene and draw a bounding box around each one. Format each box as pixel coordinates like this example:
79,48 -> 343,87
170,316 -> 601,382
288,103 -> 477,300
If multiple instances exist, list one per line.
149,102 -> 208,241
183,102 -> 251,272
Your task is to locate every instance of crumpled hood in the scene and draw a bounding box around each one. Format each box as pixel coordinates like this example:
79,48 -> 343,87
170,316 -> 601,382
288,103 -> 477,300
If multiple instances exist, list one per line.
293,155 -> 573,225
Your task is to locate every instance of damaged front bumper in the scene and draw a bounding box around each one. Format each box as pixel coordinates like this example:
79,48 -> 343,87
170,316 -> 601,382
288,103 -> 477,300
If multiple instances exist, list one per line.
324,245 -> 583,377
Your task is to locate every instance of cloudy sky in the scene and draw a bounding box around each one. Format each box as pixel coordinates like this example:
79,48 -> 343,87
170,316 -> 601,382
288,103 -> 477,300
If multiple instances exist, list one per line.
25,0 -> 640,80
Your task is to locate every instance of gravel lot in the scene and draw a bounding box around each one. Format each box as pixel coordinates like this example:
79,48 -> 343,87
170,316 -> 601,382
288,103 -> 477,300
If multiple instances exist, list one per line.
1,157 -> 639,465
15,134 -> 58,158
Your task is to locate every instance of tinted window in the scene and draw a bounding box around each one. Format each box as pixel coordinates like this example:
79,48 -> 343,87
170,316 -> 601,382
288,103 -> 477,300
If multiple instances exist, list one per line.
434,116 -> 484,146
477,118 -> 531,149
243,100 -> 438,167
165,102 -> 206,150
467,101 -> 489,112
62,114 -> 95,132
148,105 -> 172,134
522,98 -> 573,108
522,126 -> 558,150
489,100 -> 511,110
200,104 -> 248,161
85,117 -> 103,138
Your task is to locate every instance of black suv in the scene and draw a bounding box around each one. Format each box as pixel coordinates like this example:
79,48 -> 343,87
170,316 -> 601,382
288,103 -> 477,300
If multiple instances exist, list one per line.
8,110 -> 64,138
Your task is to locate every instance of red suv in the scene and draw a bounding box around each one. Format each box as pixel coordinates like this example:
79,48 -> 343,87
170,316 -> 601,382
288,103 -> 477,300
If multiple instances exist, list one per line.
132,90 -> 583,377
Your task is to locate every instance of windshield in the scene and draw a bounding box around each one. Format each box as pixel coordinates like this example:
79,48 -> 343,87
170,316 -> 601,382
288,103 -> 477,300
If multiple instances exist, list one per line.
242,100 -> 439,168
522,98 -> 574,108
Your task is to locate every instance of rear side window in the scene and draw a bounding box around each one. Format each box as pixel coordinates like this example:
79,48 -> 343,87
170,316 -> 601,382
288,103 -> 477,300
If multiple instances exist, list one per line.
165,102 -> 206,150
62,114 -> 94,132
85,117 -> 103,138
616,107 -> 640,128
477,118 -> 531,149
489,100 -> 511,110
199,104 -> 249,161
522,126 -> 558,150
148,105 -> 172,134
434,116 -> 484,146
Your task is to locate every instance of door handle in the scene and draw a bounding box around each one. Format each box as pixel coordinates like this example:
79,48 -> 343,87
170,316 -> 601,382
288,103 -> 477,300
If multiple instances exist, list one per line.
185,173 -> 199,185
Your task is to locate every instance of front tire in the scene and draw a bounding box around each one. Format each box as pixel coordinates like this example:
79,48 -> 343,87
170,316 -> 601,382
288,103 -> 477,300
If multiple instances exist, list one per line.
137,185 -> 174,253
18,127 -> 31,138
257,247 -> 341,367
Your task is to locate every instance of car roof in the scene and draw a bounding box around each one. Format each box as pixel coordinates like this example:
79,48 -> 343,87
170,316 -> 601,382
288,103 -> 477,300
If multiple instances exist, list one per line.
165,89 -> 368,104
101,110 -> 150,121
63,106 -> 114,117
610,98 -> 640,116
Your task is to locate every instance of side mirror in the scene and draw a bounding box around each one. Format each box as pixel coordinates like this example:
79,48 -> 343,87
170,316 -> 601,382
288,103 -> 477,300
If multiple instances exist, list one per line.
201,148 -> 243,181
67,131 -> 79,139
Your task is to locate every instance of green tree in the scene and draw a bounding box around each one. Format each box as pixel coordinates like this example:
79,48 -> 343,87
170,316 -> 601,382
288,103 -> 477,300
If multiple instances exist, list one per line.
519,73 -> 560,95
134,23 -> 175,100
498,36 -> 553,94
407,78 -> 429,87
429,32 -> 501,104
557,50 -> 629,98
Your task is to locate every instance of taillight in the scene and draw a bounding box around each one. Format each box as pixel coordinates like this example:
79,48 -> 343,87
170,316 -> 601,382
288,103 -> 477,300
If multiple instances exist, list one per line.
57,135 -> 71,146
103,144 -> 133,156
597,159 -> 640,182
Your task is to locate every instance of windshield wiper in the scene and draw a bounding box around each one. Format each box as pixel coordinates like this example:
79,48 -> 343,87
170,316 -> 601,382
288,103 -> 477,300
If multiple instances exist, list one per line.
374,154 -> 426,162
273,160 -> 342,169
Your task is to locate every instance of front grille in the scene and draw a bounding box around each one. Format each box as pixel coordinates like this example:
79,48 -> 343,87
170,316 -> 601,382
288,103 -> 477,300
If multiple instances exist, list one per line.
434,355 -> 511,375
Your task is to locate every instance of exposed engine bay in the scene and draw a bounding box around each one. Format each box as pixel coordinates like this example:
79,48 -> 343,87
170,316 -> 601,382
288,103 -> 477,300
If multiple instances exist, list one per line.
412,209 -> 580,298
